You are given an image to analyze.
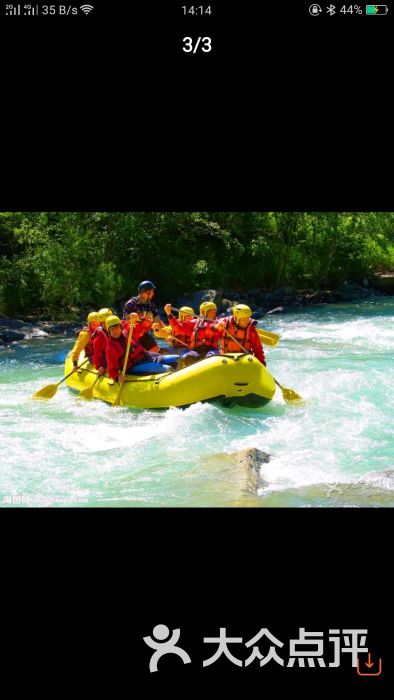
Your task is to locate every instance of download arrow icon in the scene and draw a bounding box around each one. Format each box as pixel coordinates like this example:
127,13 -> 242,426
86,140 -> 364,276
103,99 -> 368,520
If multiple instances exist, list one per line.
365,653 -> 374,668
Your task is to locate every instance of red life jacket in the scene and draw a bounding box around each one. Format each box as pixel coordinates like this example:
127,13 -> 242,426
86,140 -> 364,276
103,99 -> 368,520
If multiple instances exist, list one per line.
191,318 -> 218,350
75,326 -> 94,359
92,327 -> 108,369
167,316 -> 194,348
169,328 -> 191,348
106,332 -> 147,381
132,319 -> 152,343
219,317 -> 253,354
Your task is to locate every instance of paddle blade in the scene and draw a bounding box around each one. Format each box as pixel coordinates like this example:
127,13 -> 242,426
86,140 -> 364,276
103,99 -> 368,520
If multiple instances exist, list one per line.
282,387 -> 306,404
112,385 -> 124,407
257,329 -> 280,347
78,386 -> 94,400
274,378 -> 307,405
78,374 -> 102,400
32,383 -> 58,400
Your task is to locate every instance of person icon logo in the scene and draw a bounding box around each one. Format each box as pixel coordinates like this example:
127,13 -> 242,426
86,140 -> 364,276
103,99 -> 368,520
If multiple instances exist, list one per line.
143,624 -> 192,673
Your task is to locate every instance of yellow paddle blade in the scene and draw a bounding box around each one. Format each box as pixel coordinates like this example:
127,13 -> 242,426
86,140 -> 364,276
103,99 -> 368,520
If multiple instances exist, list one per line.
113,384 -> 124,407
275,380 -> 307,405
78,386 -> 95,400
32,383 -> 59,400
257,328 -> 280,347
153,324 -> 172,339
78,375 -> 101,400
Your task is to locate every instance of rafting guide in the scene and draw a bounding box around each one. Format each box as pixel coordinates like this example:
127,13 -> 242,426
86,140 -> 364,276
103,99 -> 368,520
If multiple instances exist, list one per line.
143,626 -> 380,673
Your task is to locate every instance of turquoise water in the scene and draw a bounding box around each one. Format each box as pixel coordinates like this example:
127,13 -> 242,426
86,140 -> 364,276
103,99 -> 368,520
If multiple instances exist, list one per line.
1,299 -> 393,507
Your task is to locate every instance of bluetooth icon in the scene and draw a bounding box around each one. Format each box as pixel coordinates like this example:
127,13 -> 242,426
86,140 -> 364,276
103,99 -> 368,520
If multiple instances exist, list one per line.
326,4 -> 336,13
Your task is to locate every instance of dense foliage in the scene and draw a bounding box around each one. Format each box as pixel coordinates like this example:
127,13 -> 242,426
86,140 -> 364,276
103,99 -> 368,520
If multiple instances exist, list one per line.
1,212 -> 393,316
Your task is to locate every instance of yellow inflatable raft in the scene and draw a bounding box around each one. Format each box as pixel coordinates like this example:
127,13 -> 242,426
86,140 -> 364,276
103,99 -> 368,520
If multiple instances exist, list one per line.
65,351 -> 276,409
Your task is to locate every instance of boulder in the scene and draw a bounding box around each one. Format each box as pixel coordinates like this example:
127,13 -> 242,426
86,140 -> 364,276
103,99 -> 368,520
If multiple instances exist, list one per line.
283,286 -> 295,299
0,329 -> 25,343
0,319 -> 30,329
175,289 -> 224,313
22,327 -> 50,339
202,289 -> 223,308
221,299 -> 234,314
252,308 -> 265,319
41,323 -> 65,334
40,322 -> 79,336
266,306 -> 284,315
370,273 -> 394,293
232,448 -> 270,493
202,447 -> 270,496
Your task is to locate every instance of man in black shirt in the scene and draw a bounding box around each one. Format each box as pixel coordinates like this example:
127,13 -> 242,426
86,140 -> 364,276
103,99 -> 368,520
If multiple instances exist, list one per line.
123,280 -> 163,351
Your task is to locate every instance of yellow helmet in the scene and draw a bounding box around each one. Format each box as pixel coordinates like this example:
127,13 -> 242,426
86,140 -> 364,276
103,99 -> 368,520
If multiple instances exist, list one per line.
179,306 -> 195,320
106,315 -> 122,331
199,301 -> 217,316
98,307 -> 113,322
87,312 -> 100,324
233,304 -> 252,323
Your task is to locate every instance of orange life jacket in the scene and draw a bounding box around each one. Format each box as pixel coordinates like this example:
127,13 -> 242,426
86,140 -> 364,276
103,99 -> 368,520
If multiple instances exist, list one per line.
219,317 -> 252,354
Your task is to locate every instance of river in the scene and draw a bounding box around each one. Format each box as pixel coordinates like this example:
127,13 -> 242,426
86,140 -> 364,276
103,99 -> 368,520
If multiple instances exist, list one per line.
1,299 -> 393,507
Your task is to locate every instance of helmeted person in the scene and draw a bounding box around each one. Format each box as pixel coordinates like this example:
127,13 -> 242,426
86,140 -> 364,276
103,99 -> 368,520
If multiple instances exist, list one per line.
123,281 -> 163,351
156,306 -> 195,354
164,301 -> 221,362
212,304 -> 266,365
105,315 -> 179,382
70,311 -> 100,372
92,307 -> 113,374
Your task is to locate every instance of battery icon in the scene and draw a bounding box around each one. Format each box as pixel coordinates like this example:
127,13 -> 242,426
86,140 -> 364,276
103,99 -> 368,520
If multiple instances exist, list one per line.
365,5 -> 388,13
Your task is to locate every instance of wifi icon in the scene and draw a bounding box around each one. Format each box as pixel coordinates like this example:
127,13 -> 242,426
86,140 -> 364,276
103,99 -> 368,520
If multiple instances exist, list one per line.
80,4 -> 94,13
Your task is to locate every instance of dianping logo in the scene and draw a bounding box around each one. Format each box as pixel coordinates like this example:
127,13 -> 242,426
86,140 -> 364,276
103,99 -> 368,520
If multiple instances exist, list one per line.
80,4 -> 94,13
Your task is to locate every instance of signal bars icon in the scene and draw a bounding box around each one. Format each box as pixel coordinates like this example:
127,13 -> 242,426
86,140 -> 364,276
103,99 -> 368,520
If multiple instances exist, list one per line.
80,4 -> 94,13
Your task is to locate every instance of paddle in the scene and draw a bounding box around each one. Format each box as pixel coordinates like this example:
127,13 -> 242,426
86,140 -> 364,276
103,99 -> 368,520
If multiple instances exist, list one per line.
166,308 -> 299,400
170,307 -> 279,347
113,318 -> 134,407
221,328 -> 306,405
273,378 -> 306,404
78,373 -> 102,400
153,325 -> 189,348
257,328 -> 280,347
32,357 -> 89,400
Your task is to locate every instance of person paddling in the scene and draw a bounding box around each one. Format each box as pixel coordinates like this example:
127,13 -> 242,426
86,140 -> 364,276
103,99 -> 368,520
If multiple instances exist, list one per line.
71,312 -> 100,371
105,315 -> 178,382
123,281 -> 164,350
164,301 -> 221,363
92,307 -> 113,374
212,304 -> 266,366
155,306 -> 195,354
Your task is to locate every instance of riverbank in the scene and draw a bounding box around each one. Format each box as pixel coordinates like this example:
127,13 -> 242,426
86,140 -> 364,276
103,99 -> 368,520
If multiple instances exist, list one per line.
0,280 -> 391,346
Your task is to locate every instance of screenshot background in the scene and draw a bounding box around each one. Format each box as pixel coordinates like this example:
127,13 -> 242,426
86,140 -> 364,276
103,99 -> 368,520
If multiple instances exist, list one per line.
1,0 -> 392,692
